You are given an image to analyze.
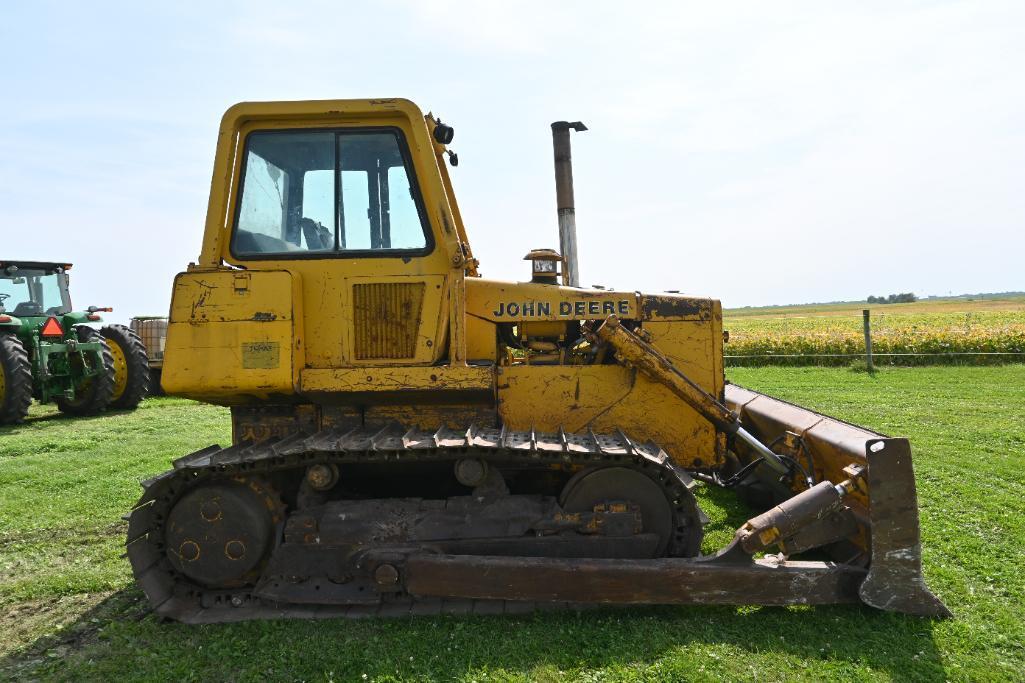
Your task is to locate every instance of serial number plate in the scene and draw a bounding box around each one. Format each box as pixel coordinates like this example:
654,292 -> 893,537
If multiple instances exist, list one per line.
241,341 -> 280,369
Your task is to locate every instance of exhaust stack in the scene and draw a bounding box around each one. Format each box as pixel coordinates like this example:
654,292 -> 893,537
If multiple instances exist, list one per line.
551,121 -> 587,287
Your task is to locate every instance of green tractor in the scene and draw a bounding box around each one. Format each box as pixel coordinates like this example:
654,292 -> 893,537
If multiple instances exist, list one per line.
0,261 -> 150,425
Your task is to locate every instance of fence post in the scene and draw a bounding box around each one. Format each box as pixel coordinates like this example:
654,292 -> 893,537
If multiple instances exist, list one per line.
863,309 -> 874,372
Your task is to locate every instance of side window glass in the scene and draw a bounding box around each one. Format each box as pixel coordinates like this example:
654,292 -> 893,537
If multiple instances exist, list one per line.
237,154 -> 287,240
0,275 -> 28,312
386,165 -> 427,249
301,170 -> 334,251
232,131 -> 335,256
340,171 -> 371,250
231,129 -> 431,258
38,273 -> 67,314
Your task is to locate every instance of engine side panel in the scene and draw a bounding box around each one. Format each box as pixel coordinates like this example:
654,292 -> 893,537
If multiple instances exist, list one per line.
162,270 -> 302,402
497,302 -> 726,469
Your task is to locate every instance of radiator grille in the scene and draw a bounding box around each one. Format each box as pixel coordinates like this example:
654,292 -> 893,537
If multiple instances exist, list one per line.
353,282 -> 425,359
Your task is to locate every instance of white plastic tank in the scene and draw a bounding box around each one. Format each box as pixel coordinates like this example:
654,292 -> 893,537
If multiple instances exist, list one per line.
130,316 -> 167,367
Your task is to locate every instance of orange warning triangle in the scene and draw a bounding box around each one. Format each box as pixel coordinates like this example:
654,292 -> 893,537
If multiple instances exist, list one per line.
40,317 -> 63,337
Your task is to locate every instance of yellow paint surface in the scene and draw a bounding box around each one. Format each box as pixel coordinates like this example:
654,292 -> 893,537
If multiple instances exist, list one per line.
301,365 -> 493,393
498,360 -> 723,469
162,270 -> 300,401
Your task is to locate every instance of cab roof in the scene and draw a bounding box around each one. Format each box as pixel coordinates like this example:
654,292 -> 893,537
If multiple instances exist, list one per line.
0,261 -> 72,272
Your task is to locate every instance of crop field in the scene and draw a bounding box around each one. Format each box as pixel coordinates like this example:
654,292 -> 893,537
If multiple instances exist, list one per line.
723,295 -> 1025,366
1,366 -> 1023,682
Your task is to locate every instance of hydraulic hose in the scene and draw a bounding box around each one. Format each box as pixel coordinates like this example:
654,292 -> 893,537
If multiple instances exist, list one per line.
733,426 -> 790,475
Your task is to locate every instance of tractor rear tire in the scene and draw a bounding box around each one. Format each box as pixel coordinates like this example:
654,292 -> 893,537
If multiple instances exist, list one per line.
55,327 -> 115,417
0,333 -> 33,425
100,324 -> 150,410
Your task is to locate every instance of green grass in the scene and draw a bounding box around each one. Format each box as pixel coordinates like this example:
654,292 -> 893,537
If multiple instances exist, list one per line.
2,368 -> 1024,682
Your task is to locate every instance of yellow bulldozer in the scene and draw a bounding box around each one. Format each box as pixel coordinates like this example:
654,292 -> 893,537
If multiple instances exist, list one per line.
126,99 -> 948,622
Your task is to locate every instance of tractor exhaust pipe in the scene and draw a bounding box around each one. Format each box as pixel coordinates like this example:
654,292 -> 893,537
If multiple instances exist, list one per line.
551,121 -> 587,288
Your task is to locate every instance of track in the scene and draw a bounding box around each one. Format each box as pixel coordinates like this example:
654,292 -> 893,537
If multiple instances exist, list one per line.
126,424 -> 703,623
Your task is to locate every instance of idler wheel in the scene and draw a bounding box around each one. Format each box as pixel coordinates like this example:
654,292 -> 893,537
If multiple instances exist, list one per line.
165,481 -> 276,588
560,467 -> 674,557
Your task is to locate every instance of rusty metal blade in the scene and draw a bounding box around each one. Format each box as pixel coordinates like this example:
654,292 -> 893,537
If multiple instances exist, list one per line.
859,438 -> 951,617
725,384 -> 950,617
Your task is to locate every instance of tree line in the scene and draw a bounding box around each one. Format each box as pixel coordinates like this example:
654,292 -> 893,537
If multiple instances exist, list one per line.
867,293 -> 917,304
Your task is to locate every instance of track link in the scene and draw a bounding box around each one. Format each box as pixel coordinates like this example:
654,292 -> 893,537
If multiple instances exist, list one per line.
126,424 -> 702,623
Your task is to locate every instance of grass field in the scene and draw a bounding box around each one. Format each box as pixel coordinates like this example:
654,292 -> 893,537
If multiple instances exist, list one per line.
723,295 -> 1025,366
2,367 -> 1024,682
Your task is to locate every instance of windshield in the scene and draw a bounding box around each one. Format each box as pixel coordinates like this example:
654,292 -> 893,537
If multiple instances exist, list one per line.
230,128 -> 431,258
0,267 -> 71,317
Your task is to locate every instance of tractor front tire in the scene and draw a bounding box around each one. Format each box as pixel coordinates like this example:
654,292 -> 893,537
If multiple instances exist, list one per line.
100,324 -> 150,410
55,327 -> 115,417
0,333 -> 33,425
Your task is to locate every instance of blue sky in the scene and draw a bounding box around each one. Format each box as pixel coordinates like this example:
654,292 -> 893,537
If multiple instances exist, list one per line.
1,1 -> 1022,320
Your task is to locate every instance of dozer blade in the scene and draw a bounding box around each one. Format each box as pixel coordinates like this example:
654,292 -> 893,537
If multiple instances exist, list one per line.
858,437 -> 951,615
726,385 -> 951,617
589,317 -> 949,616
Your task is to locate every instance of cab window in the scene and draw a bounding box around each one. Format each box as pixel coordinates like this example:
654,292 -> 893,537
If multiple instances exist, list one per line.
0,267 -> 70,317
231,129 -> 431,257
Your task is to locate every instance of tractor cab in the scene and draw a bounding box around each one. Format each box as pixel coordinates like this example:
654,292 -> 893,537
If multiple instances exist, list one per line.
0,261 -> 72,320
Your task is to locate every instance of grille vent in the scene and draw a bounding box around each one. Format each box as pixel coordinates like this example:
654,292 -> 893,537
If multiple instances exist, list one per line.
352,282 -> 426,359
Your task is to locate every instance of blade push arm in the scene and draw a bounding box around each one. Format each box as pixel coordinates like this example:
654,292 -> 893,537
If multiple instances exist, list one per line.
592,316 -> 790,474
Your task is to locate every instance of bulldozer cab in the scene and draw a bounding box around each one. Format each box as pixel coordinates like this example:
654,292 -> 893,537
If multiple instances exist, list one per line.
0,262 -> 72,318
162,100 -> 469,401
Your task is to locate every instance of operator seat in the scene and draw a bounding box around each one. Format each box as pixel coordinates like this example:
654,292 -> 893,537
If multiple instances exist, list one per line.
12,301 -> 42,317
300,218 -> 333,250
